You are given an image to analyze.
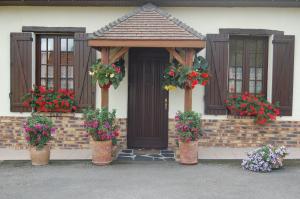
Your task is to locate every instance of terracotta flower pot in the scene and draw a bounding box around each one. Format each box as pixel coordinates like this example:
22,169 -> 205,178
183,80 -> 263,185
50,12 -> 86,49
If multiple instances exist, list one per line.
92,140 -> 113,166
30,145 -> 50,166
179,141 -> 198,165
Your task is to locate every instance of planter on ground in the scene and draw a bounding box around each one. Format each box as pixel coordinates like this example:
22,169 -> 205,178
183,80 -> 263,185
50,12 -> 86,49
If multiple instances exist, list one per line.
30,144 -> 50,166
23,115 -> 55,166
179,141 -> 198,165
83,108 -> 120,166
175,111 -> 202,165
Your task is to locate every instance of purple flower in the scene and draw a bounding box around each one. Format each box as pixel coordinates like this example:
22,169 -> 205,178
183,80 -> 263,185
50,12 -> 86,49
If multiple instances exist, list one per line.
104,121 -> 110,129
50,127 -> 56,135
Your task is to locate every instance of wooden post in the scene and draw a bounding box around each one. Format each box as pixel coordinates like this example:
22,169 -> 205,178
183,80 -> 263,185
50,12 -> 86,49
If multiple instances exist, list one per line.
101,48 -> 109,108
184,49 -> 195,112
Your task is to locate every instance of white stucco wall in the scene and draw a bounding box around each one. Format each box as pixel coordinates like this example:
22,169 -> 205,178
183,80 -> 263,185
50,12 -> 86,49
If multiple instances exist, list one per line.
0,6 -> 299,120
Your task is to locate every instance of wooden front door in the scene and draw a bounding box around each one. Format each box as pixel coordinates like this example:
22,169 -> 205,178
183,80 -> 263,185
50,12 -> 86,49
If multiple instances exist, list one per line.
128,48 -> 169,149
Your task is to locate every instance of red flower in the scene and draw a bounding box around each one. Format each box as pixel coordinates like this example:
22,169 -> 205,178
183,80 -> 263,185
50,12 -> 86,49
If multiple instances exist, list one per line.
201,73 -> 209,78
201,80 -> 208,86
274,109 -> 280,116
72,106 -> 77,111
168,70 -> 175,77
39,86 -> 47,94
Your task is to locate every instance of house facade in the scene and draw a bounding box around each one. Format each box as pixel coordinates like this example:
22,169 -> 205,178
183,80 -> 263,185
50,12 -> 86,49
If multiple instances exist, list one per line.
0,0 -> 300,152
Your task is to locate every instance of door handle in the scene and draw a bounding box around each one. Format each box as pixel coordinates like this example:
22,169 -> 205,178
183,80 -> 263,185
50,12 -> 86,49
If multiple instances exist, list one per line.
164,98 -> 168,110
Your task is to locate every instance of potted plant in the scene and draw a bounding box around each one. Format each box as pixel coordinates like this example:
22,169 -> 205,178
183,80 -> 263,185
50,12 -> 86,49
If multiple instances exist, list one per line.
225,92 -> 280,125
89,59 -> 125,89
162,56 -> 209,91
23,115 -> 56,165
242,145 -> 288,172
175,111 -> 202,165
83,108 -> 120,165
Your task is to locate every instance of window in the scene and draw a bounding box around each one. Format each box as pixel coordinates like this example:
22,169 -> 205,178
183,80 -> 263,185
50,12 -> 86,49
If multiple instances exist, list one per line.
36,35 -> 74,90
228,36 -> 268,95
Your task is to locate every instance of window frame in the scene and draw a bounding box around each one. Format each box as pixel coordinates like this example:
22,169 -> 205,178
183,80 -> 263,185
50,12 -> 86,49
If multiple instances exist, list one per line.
228,35 -> 269,96
36,33 -> 75,91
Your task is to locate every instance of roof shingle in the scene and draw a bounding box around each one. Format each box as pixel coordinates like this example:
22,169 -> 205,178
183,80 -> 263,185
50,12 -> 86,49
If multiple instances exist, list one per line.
90,3 -> 205,41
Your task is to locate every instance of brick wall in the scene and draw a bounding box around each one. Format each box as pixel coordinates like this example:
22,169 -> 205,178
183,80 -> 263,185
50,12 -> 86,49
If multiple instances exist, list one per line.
1,115 -> 300,150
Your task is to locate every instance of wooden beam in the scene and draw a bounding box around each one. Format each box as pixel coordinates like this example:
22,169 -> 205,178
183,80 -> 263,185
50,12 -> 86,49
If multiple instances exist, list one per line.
165,48 -> 185,65
88,39 -> 206,48
109,47 -> 129,64
101,47 -> 109,108
184,49 -> 195,112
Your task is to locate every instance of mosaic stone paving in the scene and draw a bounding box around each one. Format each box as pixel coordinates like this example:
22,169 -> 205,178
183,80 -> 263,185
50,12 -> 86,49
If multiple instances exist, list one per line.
116,149 -> 175,161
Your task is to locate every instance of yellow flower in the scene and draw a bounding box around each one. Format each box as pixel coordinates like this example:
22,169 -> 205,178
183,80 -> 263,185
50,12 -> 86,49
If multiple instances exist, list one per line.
110,73 -> 115,78
164,85 -> 176,91
89,71 -> 94,76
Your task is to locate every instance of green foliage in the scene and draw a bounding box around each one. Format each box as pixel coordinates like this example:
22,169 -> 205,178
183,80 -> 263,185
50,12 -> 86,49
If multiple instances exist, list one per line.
90,58 -> 125,89
23,115 -> 55,150
175,111 -> 202,143
162,55 -> 209,91
83,108 -> 119,143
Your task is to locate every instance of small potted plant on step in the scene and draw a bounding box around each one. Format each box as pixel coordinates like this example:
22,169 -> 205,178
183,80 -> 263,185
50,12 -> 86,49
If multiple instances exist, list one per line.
175,111 -> 202,165
23,115 -> 55,166
83,108 -> 119,165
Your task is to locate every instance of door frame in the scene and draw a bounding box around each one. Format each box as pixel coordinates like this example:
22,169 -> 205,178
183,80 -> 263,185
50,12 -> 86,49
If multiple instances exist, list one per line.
127,47 -> 169,149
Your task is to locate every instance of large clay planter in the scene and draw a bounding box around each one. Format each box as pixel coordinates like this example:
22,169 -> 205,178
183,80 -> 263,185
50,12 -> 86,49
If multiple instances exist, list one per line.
30,145 -> 50,166
92,140 -> 113,165
179,141 -> 198,165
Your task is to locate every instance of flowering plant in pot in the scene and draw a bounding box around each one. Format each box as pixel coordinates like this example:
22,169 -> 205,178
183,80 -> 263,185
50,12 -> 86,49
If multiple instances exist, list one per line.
22,85 -> 77,112
83,108 -> 120,165
242,145 -> 288,172
89,58 -> 125,89
162,56 -> 209,91
175,111 -> 202,165
23,115 -> 56,165
225,92 -> 280,125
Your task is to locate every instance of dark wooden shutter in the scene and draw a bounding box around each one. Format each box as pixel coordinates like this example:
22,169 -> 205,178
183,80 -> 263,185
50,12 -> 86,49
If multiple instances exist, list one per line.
10,33 -> 32,112
74,33 -> 97,111
272,35 -> 295,116
205,34 -> 229,115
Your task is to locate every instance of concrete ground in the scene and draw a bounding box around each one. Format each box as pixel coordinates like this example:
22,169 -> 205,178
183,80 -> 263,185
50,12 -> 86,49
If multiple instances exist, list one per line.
0,160 -> 300,199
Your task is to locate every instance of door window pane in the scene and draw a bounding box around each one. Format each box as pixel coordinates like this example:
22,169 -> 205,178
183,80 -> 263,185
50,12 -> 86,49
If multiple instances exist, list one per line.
41,38 -> 47,51
48,38 -> 54,51
68,38 -> 74,52
236,67 -> 243,80
61,38 -> 67,51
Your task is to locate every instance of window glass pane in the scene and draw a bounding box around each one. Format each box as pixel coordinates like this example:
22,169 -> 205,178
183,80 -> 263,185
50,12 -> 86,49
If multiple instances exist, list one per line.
250,67 -> 256,80
249,81 -> 255,93
41,38 -> 47,51
256,53 -> 263,67
68,38 -> 74,52
48,52 -> 54,65
48,66 -> 54,78
48,38 -> 54,51
60,52 -> 68,65
236,53 -> 243,66
249,53 -> 256,67
61,79 -> 67,89
229,67 -> 235,79
41,65 -> 47,78
41,79 -> 46,86
61,66 -> 66,78
229,80 -> 235,93
68,66 -> 73,78
256,68 -> 263,80
236,80 -> 242,93
61,38 -> 67,51
67,52 -> 74,65
68,79 -> 74,89
48,79 -> 54,88
256,81 -> 262,93
236,67 -> 243,80
41,52 -> 47,64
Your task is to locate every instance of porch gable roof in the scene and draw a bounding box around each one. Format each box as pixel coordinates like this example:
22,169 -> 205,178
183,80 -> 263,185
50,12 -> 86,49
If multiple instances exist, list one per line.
88,3 -> 205,48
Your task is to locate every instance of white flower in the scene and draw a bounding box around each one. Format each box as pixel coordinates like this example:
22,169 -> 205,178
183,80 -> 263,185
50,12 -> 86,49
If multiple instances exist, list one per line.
89,71 -> 94,76
110,73 -> 115,78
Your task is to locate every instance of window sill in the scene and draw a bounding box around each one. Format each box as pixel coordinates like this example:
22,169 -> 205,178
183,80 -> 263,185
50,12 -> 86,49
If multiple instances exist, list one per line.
33,112 -> 75,118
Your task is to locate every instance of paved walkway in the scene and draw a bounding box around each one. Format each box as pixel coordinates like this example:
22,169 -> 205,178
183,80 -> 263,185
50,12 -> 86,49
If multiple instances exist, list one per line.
0,160 -> 299,199
1,147 -> 300,160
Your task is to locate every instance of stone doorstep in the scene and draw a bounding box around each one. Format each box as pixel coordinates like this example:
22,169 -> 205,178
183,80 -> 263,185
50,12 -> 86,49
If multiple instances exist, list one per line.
1,147 -> 300,161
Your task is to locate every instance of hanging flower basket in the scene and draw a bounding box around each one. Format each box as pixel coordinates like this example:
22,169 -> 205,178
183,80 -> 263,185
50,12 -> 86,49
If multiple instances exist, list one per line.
162,56 -> 209,91
89,58 -> 125,89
